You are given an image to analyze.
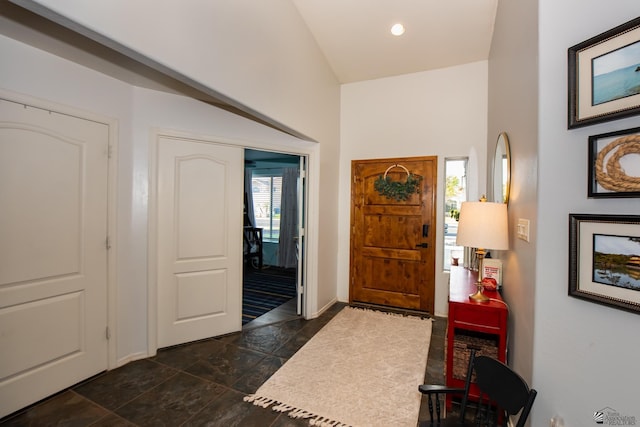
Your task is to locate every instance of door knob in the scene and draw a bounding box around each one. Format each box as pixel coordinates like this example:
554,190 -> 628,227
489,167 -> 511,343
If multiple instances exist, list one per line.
415,243 -> 429,248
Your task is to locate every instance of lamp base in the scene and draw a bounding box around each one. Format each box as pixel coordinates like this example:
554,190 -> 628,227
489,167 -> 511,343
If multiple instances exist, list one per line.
469,282 -> 490,303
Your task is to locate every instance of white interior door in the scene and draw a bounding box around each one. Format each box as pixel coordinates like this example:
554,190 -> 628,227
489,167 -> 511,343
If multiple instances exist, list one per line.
156,135 -> 243,348
0,98 -> 109,417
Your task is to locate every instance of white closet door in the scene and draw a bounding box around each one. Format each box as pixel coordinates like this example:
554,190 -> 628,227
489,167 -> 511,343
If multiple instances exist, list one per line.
0,99 -> 109,417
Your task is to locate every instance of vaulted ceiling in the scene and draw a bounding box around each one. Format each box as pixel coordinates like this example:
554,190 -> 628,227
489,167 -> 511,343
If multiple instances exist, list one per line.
292,0 -> 499,83
0,1 -> 499,136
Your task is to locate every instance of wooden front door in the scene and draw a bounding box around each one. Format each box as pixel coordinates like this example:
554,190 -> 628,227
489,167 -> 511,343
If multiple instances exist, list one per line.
350,156 -> 437,314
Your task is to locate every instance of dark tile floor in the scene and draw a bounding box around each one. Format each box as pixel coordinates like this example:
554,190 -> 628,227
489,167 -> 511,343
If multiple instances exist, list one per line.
1,302 -> 446,427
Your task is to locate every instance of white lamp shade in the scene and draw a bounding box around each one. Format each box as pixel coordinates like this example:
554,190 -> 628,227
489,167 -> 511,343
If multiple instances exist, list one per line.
455,201 -> 509,250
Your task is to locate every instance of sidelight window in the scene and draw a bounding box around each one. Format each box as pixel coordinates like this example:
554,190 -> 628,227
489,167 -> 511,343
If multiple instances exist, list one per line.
444,158 -> 467,271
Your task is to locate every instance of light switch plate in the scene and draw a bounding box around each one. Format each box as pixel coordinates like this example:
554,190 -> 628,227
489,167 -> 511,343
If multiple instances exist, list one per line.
517,219 -> 530,242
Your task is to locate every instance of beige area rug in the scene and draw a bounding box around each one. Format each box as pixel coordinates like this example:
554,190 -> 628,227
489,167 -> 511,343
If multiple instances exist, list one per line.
244,306 -> 432,427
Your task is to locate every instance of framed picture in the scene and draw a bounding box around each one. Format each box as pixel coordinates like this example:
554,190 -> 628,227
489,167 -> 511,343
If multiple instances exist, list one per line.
588,126 -> 640,198
569,214 -> 640,315
568,17 -> 640,128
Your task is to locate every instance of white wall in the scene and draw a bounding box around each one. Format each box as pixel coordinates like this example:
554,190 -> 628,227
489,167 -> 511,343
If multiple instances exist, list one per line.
487,0 -> 539,393
25,0 -> 337,139
339,62 -> 489,316
0,35 -> 316,363
21,0 -> 342,318
535,2 -> 640,425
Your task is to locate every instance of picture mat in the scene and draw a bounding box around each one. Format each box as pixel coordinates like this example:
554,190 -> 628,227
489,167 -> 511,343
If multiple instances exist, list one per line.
577,25 -> 640,121
578,221 -> 640,305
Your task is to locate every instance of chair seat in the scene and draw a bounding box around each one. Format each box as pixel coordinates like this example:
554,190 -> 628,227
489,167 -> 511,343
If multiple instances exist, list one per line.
418,407 -> 507,427
418,417 -> 473,427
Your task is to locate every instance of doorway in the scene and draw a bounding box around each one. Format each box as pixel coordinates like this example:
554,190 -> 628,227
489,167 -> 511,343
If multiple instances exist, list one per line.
242,149 -> 305,327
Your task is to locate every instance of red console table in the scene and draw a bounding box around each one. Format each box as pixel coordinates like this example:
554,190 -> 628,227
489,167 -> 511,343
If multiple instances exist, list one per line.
446,266 -> 508,407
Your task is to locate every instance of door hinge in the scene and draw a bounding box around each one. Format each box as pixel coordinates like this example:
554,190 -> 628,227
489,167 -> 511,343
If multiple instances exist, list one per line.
106,237 -> 111,250
105,326 -> 111,340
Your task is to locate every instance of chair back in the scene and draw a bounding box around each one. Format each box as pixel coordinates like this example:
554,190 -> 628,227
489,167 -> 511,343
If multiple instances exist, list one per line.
473,356 -> 537,427
419,350 -> 536,427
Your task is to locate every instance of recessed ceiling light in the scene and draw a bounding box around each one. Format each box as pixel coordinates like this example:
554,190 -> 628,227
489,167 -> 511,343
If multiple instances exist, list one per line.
390,23 -> 405,36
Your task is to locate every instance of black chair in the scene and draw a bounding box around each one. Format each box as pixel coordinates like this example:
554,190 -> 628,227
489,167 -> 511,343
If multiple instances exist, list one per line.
243,226 -> 263,269
419,349 -> 537,427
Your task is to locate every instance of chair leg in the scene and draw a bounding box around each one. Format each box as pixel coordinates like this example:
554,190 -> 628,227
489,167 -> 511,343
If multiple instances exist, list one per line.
426,394 -> 443,426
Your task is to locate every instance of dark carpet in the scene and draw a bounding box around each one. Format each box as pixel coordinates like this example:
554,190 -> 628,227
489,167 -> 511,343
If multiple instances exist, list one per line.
243,267 -> 297,325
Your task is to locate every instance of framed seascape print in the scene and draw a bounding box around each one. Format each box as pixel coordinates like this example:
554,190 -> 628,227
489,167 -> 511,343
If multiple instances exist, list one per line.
569,214 -> 640,315
568,17 -> 640,128
588,126 -> 640,198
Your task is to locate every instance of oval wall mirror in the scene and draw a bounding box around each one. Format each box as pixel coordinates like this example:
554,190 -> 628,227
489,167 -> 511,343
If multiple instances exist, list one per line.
492,132 -> 511,204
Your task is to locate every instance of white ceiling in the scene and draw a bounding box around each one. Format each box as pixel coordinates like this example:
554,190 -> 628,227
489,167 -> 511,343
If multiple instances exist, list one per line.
0,1 -> 499,137
292,0 -> 499,83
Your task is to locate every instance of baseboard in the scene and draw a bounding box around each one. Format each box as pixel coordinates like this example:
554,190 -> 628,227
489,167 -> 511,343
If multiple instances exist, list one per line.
312,297 -> 339,319
115,351 -> 149,369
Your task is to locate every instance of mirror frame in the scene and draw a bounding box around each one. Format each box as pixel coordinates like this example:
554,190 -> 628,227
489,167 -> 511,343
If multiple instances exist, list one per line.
492,132 -> 511,204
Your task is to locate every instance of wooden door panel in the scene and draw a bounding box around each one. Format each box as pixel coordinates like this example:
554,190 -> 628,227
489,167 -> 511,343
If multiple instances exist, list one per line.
360,247 -> 421,261
350,156 -> 437,314
363,215 -> 423,248
363,259 -> 421,293
357,259 -> 422,309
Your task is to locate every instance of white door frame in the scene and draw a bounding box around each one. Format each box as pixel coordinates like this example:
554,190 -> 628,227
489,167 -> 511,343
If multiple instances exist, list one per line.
296,155 -> 306,315
0,88 -> 119,370
148,129 -> 318,355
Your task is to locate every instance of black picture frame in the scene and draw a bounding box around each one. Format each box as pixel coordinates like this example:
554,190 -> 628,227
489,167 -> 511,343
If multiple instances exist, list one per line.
569,213 -> 640,315
568,17 -> 640,129
588,126 -> 640,198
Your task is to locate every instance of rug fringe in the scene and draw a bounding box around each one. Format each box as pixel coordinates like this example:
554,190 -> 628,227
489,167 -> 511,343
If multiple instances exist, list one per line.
244,394 -> 353,427
243,394 -> 278,408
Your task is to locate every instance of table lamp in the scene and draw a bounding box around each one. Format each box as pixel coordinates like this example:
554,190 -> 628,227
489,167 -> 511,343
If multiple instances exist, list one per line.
455,197 -> 508,302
